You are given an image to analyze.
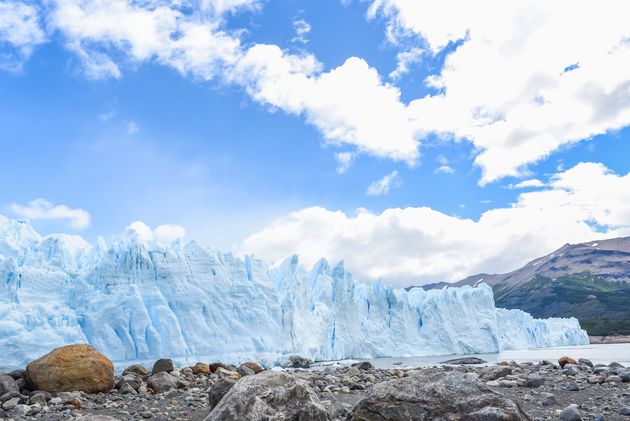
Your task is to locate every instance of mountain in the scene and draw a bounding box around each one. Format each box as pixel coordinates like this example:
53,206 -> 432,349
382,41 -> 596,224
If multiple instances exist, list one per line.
0,214 -> 588,370
423,237 -> 630,336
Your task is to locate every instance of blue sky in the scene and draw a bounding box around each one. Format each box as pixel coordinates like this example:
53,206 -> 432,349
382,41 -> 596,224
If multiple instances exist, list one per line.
1,0 -> 630,285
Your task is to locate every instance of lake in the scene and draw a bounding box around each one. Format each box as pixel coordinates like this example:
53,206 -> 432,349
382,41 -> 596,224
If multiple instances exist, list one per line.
312,343 -> 630,369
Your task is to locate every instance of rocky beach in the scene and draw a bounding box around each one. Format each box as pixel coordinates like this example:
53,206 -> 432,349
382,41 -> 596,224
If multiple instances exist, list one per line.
0,344 -> 629,420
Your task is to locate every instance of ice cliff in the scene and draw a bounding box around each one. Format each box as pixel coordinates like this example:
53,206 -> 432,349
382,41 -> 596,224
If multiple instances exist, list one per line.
0,215 -> 589,370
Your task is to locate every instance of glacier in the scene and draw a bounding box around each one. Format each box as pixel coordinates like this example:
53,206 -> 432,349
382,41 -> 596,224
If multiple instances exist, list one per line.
0,215 -> 589,370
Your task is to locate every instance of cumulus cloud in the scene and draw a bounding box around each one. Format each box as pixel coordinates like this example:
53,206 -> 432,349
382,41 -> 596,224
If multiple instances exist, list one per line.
240,162 -> 630,286
0,1 -> 46,70
434,165 -> 454,174
9,199 -> 91,229
369,0 -> 630,183
507,179 -> 545,189
366,171 -> 399,196
7,0 -> 630,183
126,221 -> 187,244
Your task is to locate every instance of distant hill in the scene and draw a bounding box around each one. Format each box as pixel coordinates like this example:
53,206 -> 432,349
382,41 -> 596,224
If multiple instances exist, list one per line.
420,237 -> 630,336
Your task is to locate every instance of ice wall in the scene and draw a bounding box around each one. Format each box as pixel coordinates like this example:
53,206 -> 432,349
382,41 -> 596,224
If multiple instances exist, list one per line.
0,215 -> 589,370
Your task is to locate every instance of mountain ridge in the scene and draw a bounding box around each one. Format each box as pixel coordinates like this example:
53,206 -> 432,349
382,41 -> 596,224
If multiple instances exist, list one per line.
421,236 -> 630,335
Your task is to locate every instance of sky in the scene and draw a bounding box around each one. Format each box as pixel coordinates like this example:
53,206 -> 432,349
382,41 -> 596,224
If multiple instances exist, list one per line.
1,0 -> 630,287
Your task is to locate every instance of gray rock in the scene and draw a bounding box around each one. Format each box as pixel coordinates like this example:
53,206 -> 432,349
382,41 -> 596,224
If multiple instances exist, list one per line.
565,381 -> 580,391
147,372 -> 176,393
526,373 -> 546,388
6,370 -> 25,380
0,390 -> 23,403
349,371 -> 528,420
236,365 -> 255,377
541,392 -> 557,406
352,361 -> 375,371
620,369 -> 630,382
607,375 -> 622,383
207,378 -> 237,410
588,375 -> 605,384
0,375 -> 18,397
578,358 -> 593,368
12,404 -> 30,417
119,383 -> 137,395
287,355 -> 313,369
204,372 -> 327,421
620,407 -> 630,416
29,393 -> 48,406
482,366 -> 513,380
440,357 -> 487,365
122,364 -> 149,377
151,359 -> 174,375
116,374 -> 143,391
1,397 -> 19,411
563,365 -> 579,376
74,416 -> 122,420
560,404 -> 582,421
609,362 -> 625,368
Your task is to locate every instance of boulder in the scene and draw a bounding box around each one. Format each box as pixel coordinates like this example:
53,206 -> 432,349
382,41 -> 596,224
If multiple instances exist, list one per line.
192,363 -> 210,375
25,344 -> 114,393
7,370 -> 25,380
558,356 -> 578,368
207,378 -> 237,410
440,357 -> 487,365
236,365 -> 255,377
287,355 -> 313,369
147,372 -> 177,393
215,367 -> 240,381
481,366 -> 513,381
349,371 -> 528,420
240,362 -> 263,374
0,375 -> 18,396
122,365 -> 149,377
151,359 -> 174,375
204,371 -> 328,421
560,404 -> 581,421
525,374 -> 546,388
208,363 -> 227,373
352,361 -> 375,371
578,358 -> 593,368
619,369 -> 630,382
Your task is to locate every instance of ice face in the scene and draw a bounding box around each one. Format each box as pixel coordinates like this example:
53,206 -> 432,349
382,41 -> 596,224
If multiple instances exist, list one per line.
0,215 -> 589,370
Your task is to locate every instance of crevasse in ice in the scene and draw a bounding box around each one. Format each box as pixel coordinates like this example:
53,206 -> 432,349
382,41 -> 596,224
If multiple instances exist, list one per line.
0,215 -> 588,370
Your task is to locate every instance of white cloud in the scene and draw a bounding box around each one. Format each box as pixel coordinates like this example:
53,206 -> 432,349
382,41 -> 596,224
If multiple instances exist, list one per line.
507,179 -> 545,189
9,199 -> 91,229
367,170 -> 399,196
434,155 -> 455,173
127,221 -> 187,244
389,47 -> 423,80
240,162 -> 630,286
0,1 -> 46,70
233,49 -> 419,162
335,152 -> 354,174
126,120 -> 140,134
291,18 -> 311,44
201,0 -> 261,15
43,1 -> 419,164
12,0 -> 630,184
434,165 -> 454,174
369,0 -> 630,183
